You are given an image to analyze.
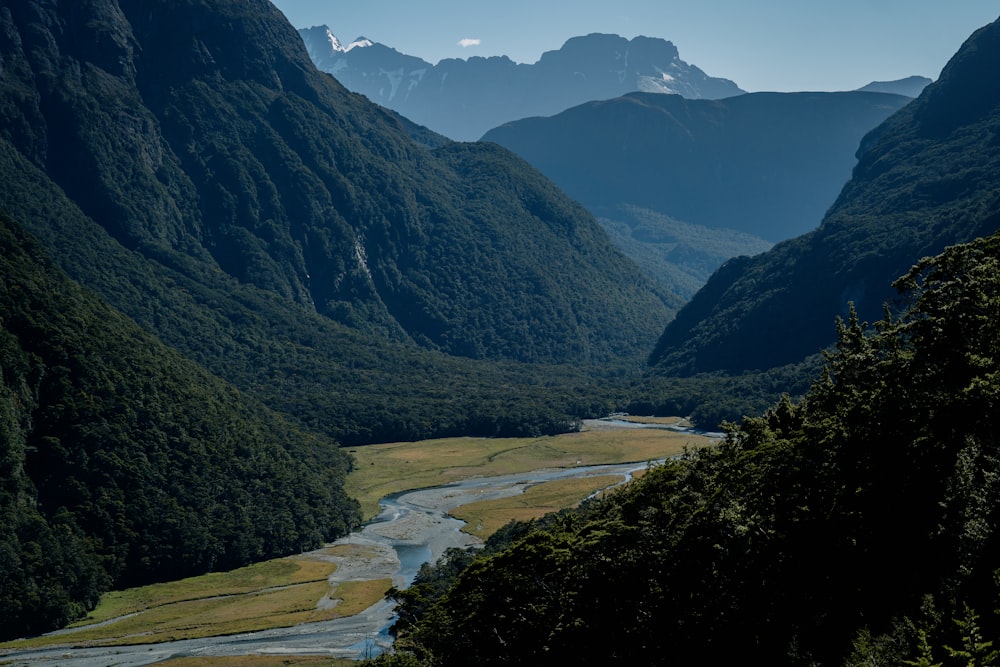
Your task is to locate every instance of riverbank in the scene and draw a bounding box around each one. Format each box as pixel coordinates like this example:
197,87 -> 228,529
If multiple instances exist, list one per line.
0,419 -> 716,664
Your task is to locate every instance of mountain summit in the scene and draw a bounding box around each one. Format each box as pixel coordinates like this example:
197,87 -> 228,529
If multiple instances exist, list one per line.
299,28 -> 745,140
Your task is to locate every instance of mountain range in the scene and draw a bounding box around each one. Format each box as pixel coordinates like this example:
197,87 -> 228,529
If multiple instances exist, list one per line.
648,16 -> 1000,376
4,0 -> 1000,649
0,0 -> 670,369
483,90 -> 912,243
370,16 -> 1000,667
482,90 -> 912,296
299,28 -> 745,141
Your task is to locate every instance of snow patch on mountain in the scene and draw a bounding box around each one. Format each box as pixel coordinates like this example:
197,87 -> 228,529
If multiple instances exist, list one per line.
344,37 -> 374,52
299,27 -> 744,140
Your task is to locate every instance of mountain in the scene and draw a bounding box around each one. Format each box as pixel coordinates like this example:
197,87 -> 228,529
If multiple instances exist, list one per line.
481,91 -> 910,299
0,0 -> 678,637
0,208 -> 360,638
483,90 -> 912,244
856,75 -> 933,97
648,16 -> 1000,375
299,28 -> 745,140
380,229 -> 1000,666
592,204 -> 774,300
0,0 -> 670,371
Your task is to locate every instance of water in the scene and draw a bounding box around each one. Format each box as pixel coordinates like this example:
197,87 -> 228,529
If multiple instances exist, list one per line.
393,543 -> 432,586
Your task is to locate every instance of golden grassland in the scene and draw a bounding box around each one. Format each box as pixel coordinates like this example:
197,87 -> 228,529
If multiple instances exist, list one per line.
156,658 -> 356,667
0,546 -> 391,651
451,474 -> 625,537
74,555 -> 338,626
346,420 -> 710,519
0,419 -> 710,657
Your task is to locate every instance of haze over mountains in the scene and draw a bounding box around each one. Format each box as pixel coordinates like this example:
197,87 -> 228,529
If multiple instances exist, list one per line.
648,17 -> 1000,376
299,27 -> 745,141
857,75 -> 932,97
483,90 -> 912,296
301,28 -> 924,299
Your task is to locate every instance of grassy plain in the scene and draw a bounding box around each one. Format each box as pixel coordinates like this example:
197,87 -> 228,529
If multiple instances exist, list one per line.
156,658 -> 354,667
0,546 -> 390,650
346,419 -> 708,519
451,474 -> 625,537
1,419 -> 709,658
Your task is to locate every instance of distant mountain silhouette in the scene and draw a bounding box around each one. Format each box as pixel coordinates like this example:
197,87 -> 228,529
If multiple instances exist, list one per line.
483,90 -> 911,243
482,90 -> 910,297
856,75 -> 932,97
648,18 -> 1000,375
300,27 -> 745,140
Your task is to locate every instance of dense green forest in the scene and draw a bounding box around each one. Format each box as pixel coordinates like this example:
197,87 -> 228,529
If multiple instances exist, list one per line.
0,0 -> 671,369
0,210 -> 361,638
0,0 -> 681,445
0,0 -> 681,641
375,229 -> 1000,666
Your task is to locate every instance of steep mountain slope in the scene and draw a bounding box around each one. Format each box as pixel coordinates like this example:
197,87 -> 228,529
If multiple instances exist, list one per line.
649,15 -> 1000,375
0,0 -> 673,639
300,28 -> 745,140
483,90 -> 912,243
0,209 -> 360,639
0,0 -> 670,371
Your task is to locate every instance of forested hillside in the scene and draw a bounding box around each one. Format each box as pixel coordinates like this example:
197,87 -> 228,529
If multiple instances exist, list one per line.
377,229 -> 1000,666
0,0 -> 670,369
0,0 -> 673,640
0,210 -> 360,639
0,0 -> 675,448
648,16 -> 1000,376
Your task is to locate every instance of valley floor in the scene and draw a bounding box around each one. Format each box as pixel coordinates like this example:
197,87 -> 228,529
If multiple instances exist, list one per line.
1,419 -> 712,664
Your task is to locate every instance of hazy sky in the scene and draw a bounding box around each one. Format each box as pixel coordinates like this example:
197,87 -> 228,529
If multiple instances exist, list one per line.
269,1 -> 999,92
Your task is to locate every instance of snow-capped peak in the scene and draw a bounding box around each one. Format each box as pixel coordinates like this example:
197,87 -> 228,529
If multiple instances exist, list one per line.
321,28 -> 372,54
324,27 -> 344,52
343,36 -> 374,52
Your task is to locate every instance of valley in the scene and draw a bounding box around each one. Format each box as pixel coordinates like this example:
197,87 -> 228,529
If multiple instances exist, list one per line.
0,420 -> 712,664
1,0 -> 999,664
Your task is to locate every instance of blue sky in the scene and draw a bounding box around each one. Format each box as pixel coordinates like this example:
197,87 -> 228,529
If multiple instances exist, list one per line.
270,1 -> 999,92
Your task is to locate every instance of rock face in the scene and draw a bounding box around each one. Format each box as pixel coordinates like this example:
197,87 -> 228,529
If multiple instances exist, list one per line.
300,28 -> 745,140
647,17 -> 1000,375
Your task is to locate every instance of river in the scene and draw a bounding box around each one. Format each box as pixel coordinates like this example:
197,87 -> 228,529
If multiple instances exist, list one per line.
0,460 -> 654,665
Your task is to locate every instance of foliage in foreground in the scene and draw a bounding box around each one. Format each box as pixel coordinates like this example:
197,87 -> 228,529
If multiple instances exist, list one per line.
375,231 -> 1000,666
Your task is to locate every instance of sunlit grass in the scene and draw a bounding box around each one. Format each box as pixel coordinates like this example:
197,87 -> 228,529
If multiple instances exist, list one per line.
72,554 -> 338,627
156,657 -> 356,667
346,421 -> 709,519
0,420 -> 706,656
0,546 -> 390,650
451,474 -> 625,537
